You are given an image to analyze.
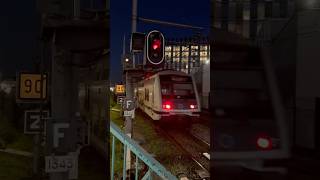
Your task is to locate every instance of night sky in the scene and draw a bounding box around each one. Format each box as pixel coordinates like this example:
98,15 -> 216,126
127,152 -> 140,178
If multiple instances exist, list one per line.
0,0 -> 210,83
110,0 -> 210,84
0,0 -> 40,79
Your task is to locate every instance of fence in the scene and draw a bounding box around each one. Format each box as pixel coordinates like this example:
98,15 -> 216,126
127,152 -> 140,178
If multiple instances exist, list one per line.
110,121 -> 178,180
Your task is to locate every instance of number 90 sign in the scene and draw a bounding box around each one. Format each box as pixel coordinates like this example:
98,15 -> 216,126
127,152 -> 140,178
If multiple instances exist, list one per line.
17,73 -> 47,101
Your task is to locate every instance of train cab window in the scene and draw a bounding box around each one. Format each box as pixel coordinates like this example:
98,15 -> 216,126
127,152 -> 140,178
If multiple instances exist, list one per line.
161,84 -> 171,95
160,75 -> 196,99
173,84 -> 194,96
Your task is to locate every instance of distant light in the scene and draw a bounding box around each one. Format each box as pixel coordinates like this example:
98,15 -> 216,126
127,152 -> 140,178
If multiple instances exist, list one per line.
190,104 -> 195,109
125,58 -> 129,62
256,136 -> 272,150
110,87 -> 114,92
0,82 -> 12,94
205,60 -> 210,64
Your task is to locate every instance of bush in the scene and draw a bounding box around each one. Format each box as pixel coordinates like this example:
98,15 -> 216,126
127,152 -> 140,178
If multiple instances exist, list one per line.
109,91 -> 116,107
0,117 -> 18,146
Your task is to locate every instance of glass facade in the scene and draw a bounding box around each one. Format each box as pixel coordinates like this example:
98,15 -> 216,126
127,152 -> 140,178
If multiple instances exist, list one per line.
212,0 -> 294,39
164,43 -> 210,74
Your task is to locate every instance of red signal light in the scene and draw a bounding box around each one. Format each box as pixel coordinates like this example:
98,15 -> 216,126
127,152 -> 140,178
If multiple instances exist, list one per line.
152,39 -> 161,50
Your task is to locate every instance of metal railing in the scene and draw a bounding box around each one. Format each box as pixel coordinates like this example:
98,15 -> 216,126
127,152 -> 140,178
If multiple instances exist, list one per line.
110,121 -> 178,180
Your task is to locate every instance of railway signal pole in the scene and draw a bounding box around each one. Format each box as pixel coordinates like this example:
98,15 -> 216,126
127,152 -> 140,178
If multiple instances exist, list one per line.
39,0 -> 109,179
122,0 -> 138,174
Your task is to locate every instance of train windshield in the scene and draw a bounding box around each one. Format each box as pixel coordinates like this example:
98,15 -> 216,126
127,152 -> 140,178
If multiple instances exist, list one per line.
160,75 -> 195,99
172,84 -> 194,96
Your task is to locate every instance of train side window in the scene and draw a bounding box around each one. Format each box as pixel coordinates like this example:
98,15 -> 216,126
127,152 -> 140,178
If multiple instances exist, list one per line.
145,88 -> 146,100
152,89 -> 154,104
145,88 -> 148,101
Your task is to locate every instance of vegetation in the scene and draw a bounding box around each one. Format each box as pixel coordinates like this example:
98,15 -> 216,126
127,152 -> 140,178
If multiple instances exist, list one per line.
109,99 -> 194,178
0,152 -> 33,180
132,113 -> 193,175
110,110 -> 125,177
0,90 -> 34,179
0,92 -> 33,152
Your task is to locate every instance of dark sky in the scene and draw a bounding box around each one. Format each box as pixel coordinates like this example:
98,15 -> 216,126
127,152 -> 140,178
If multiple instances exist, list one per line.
110,0 -> 210,84
0,0 -> 40,78
0,0 -> 210,82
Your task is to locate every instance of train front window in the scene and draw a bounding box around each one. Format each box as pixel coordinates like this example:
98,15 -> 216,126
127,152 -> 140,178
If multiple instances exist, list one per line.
161,84 -> 171,96
160,75 -> 196,99
161,83 -> 195,99
173,83 -> 194,97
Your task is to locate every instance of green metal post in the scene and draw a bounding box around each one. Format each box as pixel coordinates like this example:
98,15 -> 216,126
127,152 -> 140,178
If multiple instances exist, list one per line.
123,145 -> 127,180
111,136 -> 115,180
135,155 -> 138,180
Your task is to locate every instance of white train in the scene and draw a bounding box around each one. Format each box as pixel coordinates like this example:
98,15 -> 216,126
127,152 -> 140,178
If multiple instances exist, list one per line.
136,70 -> 201,121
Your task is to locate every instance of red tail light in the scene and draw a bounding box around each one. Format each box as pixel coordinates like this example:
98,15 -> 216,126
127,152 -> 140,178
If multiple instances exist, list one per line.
162,102 -> 172,110
256,135 -> 272,150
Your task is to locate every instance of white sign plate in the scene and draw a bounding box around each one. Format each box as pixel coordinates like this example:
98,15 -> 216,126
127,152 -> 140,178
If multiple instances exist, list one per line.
117,96 -> 125,105
45,155 -> 76,173
124,110 -> 134,118
24,110 -> 49,134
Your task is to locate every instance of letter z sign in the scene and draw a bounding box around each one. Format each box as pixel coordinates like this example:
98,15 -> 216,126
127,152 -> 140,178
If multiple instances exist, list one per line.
24,110 -> 49,134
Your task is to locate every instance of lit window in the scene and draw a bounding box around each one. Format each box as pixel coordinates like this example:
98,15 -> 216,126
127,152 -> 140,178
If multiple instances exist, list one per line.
191,46 -> 198,50
173,46 -> 180,52
200,46 -> 207,51
182,46 -> 189,51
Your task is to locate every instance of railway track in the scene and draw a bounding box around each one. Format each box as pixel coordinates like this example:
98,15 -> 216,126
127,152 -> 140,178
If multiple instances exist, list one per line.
188,124 -> 210,148
135,109 -> 211,179
162,128 -> 210,179
138,114 -> 210,179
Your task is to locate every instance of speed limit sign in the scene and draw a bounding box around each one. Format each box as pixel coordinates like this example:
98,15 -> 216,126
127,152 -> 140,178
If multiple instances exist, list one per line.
16,72 -> 47,102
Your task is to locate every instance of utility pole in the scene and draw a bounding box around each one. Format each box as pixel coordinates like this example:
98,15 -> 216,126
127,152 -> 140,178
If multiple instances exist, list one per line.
131,0 -> 137,68
37,0 -> 109,179
49,45 -> 75,180
124,0 -> 138,174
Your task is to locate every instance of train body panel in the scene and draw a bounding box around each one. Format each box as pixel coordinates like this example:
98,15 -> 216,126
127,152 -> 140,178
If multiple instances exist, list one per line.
136,70 -> 201,121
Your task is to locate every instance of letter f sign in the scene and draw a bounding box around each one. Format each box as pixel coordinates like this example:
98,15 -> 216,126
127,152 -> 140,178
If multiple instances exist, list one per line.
53,123 -> 70,148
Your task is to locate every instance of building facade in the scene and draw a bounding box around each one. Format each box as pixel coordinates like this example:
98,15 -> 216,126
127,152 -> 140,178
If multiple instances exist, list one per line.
212,0 -> 295,39
164,39 -> 210,74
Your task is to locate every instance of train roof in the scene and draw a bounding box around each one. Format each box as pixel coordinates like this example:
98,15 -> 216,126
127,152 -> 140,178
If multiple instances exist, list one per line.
141,70 -> 190,81
155,70 -> 189,76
